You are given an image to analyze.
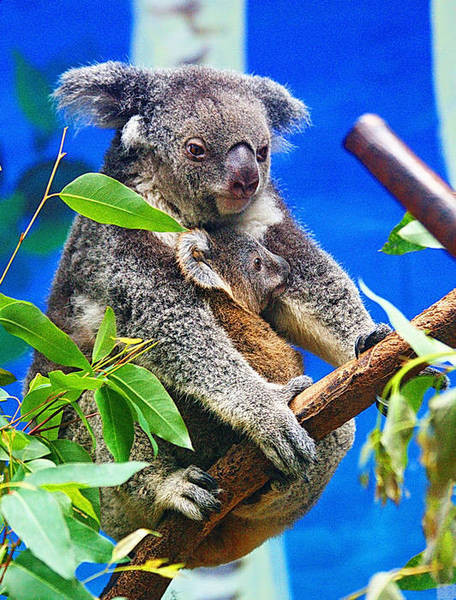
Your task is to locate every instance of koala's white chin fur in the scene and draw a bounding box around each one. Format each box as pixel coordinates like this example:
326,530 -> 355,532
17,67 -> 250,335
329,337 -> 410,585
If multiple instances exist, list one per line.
236,192 -> 284,240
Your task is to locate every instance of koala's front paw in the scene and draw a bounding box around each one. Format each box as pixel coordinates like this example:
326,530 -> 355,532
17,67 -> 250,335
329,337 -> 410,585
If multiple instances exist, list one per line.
355,323 -> 392,358
254,405 -> 317,480
280,375 -> 313,404
157,466 -> 222,521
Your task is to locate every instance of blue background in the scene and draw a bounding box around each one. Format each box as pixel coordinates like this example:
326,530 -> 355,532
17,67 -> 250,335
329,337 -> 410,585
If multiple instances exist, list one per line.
0,1 -> 454,598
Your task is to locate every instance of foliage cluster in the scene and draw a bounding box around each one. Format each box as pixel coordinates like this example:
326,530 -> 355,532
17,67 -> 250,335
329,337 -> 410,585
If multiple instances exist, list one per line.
0,136 -> 187,599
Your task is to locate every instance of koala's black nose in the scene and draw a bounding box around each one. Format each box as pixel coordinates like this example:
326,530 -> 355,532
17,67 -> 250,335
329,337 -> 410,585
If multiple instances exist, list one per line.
226,143 -> 260,200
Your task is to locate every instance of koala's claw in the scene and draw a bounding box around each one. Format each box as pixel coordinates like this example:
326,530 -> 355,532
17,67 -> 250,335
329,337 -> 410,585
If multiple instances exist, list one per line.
166,466 -> 222,521
257,407 -> 317,480
355,323 -> 392,358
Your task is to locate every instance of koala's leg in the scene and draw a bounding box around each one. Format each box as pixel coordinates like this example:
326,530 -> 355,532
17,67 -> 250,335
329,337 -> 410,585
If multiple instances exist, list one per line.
189,420 -> 355,567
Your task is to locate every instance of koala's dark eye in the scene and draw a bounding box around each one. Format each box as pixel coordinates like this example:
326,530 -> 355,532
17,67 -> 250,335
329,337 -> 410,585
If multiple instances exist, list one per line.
256,145 -> 269,163
253,257 -> 262,271
185,138 -> 206,161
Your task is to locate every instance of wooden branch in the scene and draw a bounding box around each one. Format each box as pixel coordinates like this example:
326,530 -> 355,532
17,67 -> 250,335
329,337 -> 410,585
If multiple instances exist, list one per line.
343,113 -> 456,257
101,287 -> 456,600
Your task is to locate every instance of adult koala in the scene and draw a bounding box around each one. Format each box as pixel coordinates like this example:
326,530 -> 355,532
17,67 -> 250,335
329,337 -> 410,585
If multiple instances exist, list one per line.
29,62 -> 381,566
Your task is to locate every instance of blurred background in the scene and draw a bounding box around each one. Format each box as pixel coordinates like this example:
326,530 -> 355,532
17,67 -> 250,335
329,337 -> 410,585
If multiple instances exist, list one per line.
0,1 -> 455,598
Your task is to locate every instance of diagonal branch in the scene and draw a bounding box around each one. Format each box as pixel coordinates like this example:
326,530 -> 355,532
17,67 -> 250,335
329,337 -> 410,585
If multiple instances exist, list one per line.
101,287 -> 456,600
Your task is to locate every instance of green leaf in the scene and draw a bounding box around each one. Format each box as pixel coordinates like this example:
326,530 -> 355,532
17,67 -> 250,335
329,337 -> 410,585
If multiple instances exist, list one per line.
0,298 -> 91,371
108,363 -> 192,449
92,306 -> 117,363
48,439 -> 100,527
65,515 -> 115,564
398,552 -> 438,590
429,388 -> 456,482
0,430 -> 50,462
59,173 -> 186,232
0,368 -> 16,386
49,370 -> 105,392
48,439 -> 92,465
1,549 -> 94,600
24,459 -> 56,473
359,281 -> 456,365
12,50 -> 58,136
0,488 -> 77,579
397,219 -> 444,250
381,212 -> 426,255
94,386 -> 134,462
0,388 -> 9,401
26,461 -> 149,488
43,483 -> 99,524
400,375 -> 436,413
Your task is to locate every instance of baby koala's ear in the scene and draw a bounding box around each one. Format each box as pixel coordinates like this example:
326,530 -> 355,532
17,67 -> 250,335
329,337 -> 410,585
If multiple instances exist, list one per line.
176,230 -> 231,295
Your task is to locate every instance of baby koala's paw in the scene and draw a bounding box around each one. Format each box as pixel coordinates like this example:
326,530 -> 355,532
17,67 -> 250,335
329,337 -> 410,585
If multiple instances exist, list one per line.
156,466 -> 222,521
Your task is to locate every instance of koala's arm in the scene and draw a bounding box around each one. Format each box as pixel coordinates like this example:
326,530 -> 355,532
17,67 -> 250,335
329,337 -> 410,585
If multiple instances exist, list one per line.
262,197 -> 375,366
59,219 -> 315,479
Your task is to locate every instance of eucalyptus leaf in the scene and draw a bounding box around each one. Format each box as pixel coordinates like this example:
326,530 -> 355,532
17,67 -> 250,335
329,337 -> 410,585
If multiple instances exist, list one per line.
0,299 -> 91,371
0,488 -> 77,579
48,438 -> 93,465
26,461 -> 149,488
0,367 -> 16,386
1,549 -> 94,600
49,370 -> 105,392
94,386 -> 134,462
398,552 -> 452,590
381,212 -> 425,255
92,306 -> 117,363
65,515 -> 116,564
59,173 -> 186,232
429,388 -> 456,482
398,219 -> 444,249
360,281 -> 456,365
108,363 -> 192,449
43,483 -> 99,524
48,439 -> 100,527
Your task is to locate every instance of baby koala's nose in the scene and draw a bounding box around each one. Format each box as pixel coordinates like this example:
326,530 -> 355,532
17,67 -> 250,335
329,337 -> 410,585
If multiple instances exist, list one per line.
278,256 -> 290,284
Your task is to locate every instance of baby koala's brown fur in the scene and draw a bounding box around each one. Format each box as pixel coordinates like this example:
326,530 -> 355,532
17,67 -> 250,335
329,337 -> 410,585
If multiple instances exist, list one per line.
176,227 -> 303,385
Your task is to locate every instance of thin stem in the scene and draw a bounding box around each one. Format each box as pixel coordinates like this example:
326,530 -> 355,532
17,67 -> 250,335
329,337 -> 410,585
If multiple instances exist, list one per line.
0,128 -> 68,287
37,411 -> 99,433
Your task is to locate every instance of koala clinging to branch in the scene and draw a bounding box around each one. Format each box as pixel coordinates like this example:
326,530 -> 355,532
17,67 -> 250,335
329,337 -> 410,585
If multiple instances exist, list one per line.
28,61 -> 384,565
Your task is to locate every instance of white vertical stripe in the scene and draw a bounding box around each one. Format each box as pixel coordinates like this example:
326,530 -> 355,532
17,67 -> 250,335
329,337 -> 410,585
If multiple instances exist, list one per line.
131,0 -> 245,71
431,0 -> 456,187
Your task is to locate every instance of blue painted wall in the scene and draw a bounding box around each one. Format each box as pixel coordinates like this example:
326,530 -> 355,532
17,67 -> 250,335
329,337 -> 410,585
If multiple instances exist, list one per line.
1,2 -> 454,598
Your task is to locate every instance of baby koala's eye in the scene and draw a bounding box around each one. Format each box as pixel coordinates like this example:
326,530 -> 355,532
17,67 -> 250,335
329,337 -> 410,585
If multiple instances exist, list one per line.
256,145 -> 269,163
185,138 -> 207,161
253,257 -> 262,271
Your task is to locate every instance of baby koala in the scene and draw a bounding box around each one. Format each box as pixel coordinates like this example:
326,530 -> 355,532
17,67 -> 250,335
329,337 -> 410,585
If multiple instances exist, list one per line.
176,227 -> 308,387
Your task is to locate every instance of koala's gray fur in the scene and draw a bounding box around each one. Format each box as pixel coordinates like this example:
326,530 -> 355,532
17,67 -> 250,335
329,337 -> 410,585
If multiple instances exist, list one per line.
27,61 -> 376,566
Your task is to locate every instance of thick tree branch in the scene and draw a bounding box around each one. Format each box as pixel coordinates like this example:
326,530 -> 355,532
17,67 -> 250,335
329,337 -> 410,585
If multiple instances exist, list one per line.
101,287 -> 456,600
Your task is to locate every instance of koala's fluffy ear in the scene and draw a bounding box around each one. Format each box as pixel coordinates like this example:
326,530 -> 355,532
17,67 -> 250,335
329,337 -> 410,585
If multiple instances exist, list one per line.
176,230 -> 231,295
53,61 -> 151,129
250,76 -> 310,133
